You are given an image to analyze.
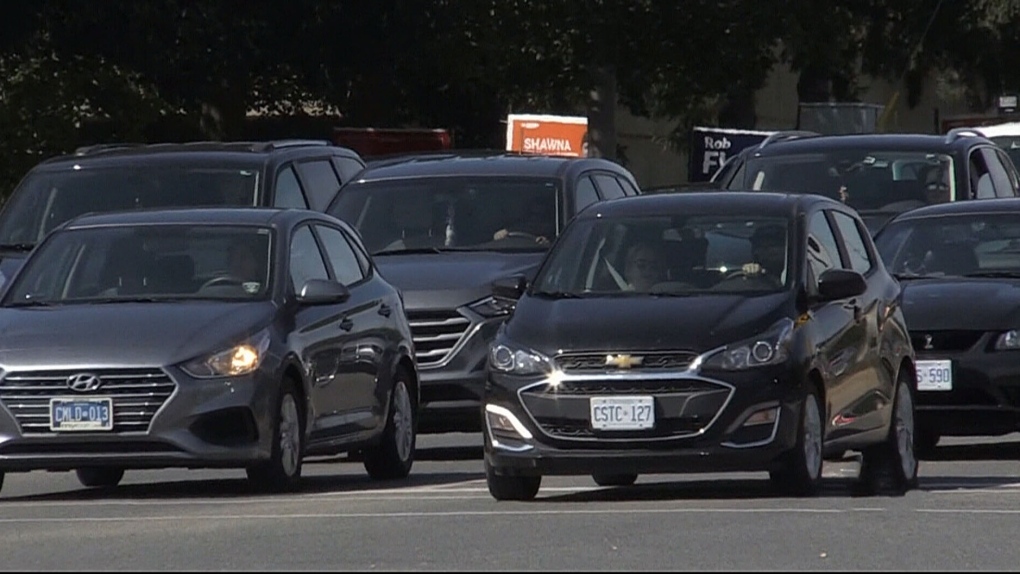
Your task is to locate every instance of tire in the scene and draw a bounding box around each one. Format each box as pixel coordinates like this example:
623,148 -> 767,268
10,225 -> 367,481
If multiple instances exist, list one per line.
247,378 -> 304,492
915,428 -> 940,459
769,389 -> 824,496
858,371 -> 919,496
76,467 -> 124,488
485,460 -> 541,501
364,373 -> 417,481
592,473 -> 638,487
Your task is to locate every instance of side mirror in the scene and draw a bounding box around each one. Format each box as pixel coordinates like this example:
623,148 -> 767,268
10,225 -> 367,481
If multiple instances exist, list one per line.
296,278 -> 350,305
816,268 -> 867,301
492,274 -> 528,300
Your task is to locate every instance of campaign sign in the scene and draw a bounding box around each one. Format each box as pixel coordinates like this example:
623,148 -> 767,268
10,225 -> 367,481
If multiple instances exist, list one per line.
688,127 -> 774,183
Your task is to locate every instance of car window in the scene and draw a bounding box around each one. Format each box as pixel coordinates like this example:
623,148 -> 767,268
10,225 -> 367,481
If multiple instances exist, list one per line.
289,225 -> 329,291
875,213 -> 1020,278
314,224 -> 365,286
332,157 -> 366,183
329,176 -> 562,254
575,176 -> 600,211
593,174 -> 627,199
981,148 -> 1015,198
970,148 -> 995,199
996,149 -> 1020,194
296,160 -> 342,211
618,176 -> 641,196
831,211 -> 874,274
806,211 -> 843,285
274,165 -> 309,209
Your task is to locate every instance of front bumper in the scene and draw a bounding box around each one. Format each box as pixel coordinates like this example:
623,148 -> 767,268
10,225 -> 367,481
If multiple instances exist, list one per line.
0,366 -> 278,472
914,341 -> 1020,436
483,367 -> 805,477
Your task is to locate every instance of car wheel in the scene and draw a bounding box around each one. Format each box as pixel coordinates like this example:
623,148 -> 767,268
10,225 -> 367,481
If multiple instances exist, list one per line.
915,428 -> 940,459
247,378 -> 303,492
363,372 -> 417,480
769,389 -> 823,496
485,460 -> 541,501
858,370 -> 919,496
76,467 -> 125,488
592,473 -> 638,487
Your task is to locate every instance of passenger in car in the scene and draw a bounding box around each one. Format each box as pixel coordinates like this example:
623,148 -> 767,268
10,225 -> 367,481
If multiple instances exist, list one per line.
622,241 -> 667,291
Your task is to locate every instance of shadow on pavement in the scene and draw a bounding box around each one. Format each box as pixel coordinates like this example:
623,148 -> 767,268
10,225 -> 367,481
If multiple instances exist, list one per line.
922,438 -> 1020,462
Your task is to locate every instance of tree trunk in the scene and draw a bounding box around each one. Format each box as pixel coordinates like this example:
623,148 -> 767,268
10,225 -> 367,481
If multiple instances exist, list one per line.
586,65 -> 617,161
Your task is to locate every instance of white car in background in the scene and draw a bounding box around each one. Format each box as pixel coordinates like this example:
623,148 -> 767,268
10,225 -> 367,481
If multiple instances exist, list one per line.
969,122 -> 1020,169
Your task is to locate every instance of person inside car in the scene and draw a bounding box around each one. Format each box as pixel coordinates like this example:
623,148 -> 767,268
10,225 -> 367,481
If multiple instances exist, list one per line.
493,197 -> 555,245
621,240 -> 667,291
741,224 -> 787,287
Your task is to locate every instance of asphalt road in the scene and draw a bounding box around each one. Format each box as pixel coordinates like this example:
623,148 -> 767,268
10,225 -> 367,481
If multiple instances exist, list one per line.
3,433 -> 1020,571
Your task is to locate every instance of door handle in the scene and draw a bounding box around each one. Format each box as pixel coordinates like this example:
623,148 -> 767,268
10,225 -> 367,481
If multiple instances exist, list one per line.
339,317 -> 354,331
378,304 -> 392,317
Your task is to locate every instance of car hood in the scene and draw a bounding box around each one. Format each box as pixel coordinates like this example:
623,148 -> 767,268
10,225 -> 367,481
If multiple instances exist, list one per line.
374,251 -> 546,310
901,278 -> 1020,331
0,301 -> 276,370
505,292 -> 792,354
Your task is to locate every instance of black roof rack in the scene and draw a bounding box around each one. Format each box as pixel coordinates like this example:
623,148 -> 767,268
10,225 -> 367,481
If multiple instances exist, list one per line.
70,139 -> 332,157
756,130 -> 821,151
73,143 -> 148,156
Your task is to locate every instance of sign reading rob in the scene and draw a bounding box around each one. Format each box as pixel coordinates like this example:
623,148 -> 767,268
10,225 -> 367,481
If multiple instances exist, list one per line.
688,126 -> 775,183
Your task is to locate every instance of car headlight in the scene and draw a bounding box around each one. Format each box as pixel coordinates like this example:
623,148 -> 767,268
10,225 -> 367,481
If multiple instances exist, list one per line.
702,318 -> 795,371
181,328 -> 272,378
468,295 -> 516,318
995,330 -> 1020,350
488,339 -> 552,375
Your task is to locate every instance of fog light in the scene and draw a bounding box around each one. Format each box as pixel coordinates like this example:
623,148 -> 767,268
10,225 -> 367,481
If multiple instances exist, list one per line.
484,404 -> 533,440
743,407 -> 778,426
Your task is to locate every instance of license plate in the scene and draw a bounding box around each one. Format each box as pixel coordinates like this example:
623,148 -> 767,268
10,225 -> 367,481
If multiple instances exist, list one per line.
916,360 -> 952,391
49,397 -> 114,431
590,396 -> 655,430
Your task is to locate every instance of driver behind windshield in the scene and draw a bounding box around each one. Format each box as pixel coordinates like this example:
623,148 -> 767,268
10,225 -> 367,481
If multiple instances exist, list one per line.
493,196 -> 555,245
742,224 -> 787,286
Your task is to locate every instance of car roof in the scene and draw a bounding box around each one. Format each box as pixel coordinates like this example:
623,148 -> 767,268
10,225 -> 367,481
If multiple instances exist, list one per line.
33,140 -> 360,171
751,133 -> 992,157
576,191 -> 840,220
885,197 -> 1020,222
350,151 -> 625,181
60,207 -> 332,229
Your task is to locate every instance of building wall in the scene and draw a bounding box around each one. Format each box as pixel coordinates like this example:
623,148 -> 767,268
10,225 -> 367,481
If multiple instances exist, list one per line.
617,61 -> 982,189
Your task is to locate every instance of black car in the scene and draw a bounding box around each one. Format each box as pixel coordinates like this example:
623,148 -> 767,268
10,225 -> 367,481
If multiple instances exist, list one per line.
0,140 -> 366,290
482,192 -> 918,500
711,130 -> 1020,233
873,198 -> 1020,455
326,151 -> 641,433
0,207 -> 417,493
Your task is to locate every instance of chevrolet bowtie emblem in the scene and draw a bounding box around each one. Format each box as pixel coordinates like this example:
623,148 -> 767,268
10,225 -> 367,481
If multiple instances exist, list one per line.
605,354 -> 642,369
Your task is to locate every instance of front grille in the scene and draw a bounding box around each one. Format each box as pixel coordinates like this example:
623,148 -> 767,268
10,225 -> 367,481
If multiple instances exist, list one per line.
0,368 -> 176,434
555,351 -> 699,372
407,310 -> 472,367
910,330 -> 984,353
519,377 -> 732,442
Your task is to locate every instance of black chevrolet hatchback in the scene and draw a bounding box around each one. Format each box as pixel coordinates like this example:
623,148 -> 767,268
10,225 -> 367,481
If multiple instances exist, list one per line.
483,192 -> 918,500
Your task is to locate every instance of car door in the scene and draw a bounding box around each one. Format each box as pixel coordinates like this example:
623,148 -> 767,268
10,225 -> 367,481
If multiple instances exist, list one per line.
828,209 -> 892,434
288,223 -> 355,441
313,222 -> 386,434
802,210 -> 863,441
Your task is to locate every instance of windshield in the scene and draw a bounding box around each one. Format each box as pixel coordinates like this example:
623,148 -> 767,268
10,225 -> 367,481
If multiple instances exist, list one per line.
327,176 -> 561,254
3,224 -> 273,305
0,166 -> 261,246
532,213 -> 792,296
875,212 -> 1020,278
739,150 -> 956,212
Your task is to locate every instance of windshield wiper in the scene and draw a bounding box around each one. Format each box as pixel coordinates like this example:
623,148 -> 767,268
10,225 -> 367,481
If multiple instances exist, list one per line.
372,247 -> 446,256
530,290 -> 586,299
5,299 -> 59,308
0,243 -> 35,252
894,273 -> 938,281
963,271 -> 1020,279
88,296 -> 166,304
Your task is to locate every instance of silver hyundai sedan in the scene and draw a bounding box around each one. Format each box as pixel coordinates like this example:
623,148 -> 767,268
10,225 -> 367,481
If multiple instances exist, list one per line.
0,207 -> 419,493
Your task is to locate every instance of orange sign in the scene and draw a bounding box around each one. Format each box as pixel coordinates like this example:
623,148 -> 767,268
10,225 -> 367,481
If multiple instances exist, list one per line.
505,114 -> 589,157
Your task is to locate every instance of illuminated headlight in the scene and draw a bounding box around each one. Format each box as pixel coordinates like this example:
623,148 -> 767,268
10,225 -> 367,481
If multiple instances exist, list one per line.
181,329 -> 271,378
488,340 -> 552,375
702,318 -> 795,371
996,330 -> 1020,350
468,295 -> 516,318
484,404 -> 533,440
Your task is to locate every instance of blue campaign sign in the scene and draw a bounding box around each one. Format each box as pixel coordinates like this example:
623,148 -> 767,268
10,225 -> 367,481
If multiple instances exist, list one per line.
688,127 -> 774,183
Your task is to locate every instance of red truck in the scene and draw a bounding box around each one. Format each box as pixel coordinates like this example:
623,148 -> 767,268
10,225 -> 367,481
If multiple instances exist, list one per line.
332,127 -> 453,158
